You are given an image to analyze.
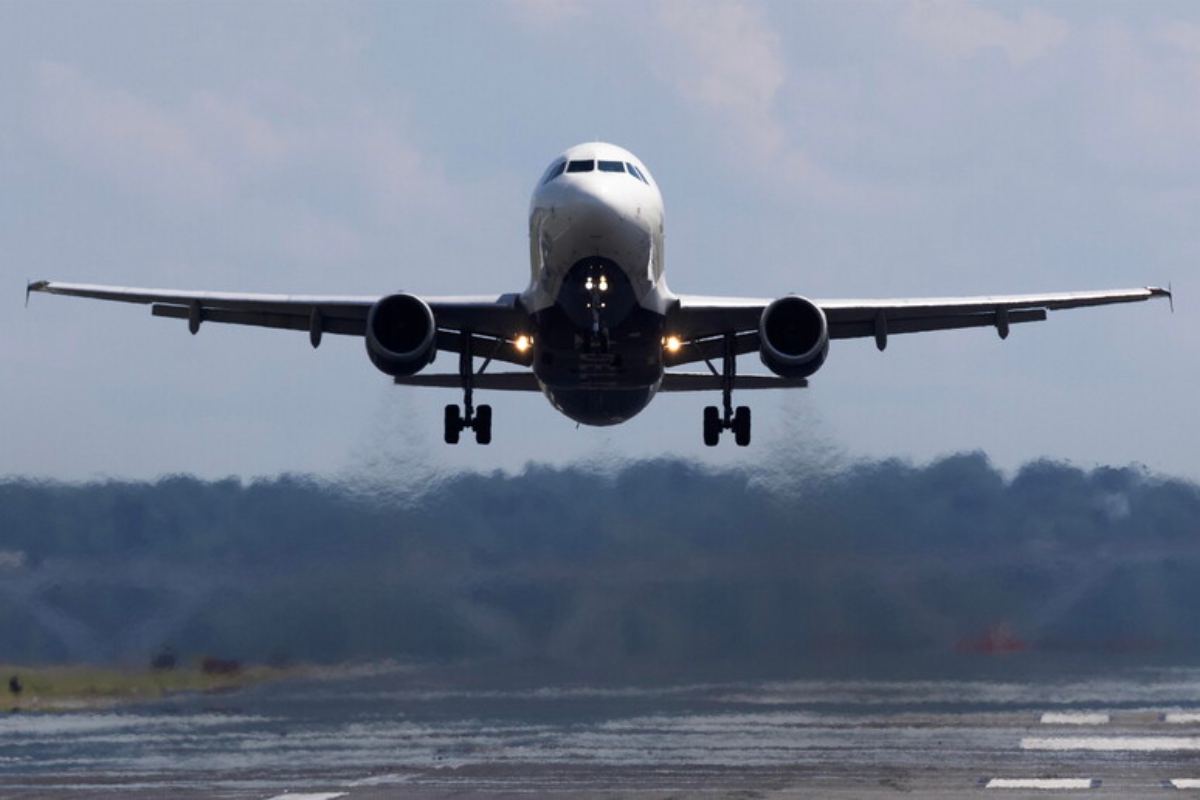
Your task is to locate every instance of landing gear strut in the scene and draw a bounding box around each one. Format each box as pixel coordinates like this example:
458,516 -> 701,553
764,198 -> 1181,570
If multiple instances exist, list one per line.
703,332 -> 751,447
444,330 -> 492,445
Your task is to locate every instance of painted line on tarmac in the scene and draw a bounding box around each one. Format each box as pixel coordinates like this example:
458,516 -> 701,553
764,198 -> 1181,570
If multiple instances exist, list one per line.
265,793 -> 347,800
1168,779 -> 1200,789
347,773 -> 413,786
985,778 -> 1098,789
1023,736 -> 1200,751
1040,712 -> 1109,725
1164,712 -> 1200,724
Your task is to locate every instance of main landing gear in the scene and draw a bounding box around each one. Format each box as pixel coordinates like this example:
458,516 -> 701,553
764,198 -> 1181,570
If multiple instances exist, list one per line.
703,332 -> 751,447
444,331 -> 492,445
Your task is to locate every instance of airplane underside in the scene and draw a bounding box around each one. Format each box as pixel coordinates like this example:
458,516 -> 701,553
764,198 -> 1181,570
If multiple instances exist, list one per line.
533,257 -> 664,426
440,256 -> 754,445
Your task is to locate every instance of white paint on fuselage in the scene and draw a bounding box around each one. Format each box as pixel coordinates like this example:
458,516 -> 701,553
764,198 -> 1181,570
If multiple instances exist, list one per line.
525,142 -> 670,316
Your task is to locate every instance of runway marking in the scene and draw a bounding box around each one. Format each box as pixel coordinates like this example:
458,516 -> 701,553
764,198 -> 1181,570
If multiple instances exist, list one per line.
1164,712 -> 1200,724
264,794 -> 347,800
1040,712 -> 1109,725
1022,736 -> 1200,751
348,773 -> 412,786
985,778 -> 1097,789
1169,779 -> 1200,789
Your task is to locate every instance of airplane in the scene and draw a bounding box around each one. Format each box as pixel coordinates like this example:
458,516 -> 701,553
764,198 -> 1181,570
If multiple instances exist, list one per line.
27,142 -> 1171,447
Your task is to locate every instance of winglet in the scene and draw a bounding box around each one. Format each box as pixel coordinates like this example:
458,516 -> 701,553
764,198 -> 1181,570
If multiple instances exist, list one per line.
24,279 -> 42,308
1149,284 -> 1173,313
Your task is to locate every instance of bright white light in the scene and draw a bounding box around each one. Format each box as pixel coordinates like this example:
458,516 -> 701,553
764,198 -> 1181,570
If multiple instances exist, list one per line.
584,278 -> 594,290
664,335 -> 682,353
514,335 -> 532,352
599,276 -> 609,292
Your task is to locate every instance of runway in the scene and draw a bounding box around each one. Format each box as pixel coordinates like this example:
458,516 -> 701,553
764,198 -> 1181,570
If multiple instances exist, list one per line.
3,666 -> 1200,798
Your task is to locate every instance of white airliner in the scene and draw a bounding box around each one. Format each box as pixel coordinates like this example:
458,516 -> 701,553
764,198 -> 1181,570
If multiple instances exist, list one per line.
29,142 -> 1170,446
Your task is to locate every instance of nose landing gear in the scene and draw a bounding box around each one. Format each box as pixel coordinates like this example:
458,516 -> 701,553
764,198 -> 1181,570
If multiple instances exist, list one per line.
444,331 -> 493,445
702,332 -> 751,447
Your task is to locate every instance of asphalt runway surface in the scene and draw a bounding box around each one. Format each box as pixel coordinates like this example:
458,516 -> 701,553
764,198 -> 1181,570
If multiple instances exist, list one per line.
4,665 -> 1200,798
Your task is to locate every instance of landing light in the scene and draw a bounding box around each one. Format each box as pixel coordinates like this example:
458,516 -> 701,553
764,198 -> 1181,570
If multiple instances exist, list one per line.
514,334 -> 533,353
664,335 -> 682,353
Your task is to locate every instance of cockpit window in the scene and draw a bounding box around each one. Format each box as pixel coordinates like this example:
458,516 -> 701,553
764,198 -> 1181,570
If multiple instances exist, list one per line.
541,159 -> 566,185
626,163 -> 649,184
598,160 -> 624,173
566,159 -> 595,173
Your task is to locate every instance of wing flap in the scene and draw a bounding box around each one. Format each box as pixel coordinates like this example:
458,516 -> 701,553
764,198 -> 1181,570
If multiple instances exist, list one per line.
151,304 -> 366,336
668,287 -> 1169,347
29,281 -> 531,348
394,372 -> 541,391
660,373 -> 807,391
829,307 -> 1046,340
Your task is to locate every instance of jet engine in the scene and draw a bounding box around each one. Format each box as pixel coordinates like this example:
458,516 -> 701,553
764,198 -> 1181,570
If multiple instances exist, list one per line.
758,295 -> 829,379
365,293 -> 437,376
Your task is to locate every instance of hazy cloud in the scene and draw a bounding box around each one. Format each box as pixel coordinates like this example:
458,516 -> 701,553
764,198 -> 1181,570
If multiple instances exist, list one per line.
902,0 -> 1069,65
32,61 -> 228,202
652,0 -> 791,167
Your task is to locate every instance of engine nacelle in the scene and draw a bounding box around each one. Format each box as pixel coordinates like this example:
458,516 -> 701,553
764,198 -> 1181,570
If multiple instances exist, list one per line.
758,295 -> 829,379
365,293 -> 437,377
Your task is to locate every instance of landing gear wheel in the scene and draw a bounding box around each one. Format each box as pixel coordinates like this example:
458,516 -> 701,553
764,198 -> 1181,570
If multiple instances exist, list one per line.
733,405 -> 751,447
703,406 -> 721,447
474,404 -> 492,445
444,404 -> 462,445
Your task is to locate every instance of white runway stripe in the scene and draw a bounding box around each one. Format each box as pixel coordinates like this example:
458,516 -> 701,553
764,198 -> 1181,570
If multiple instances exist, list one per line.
1170,779 -> 1200,789
985,778 -> 1096,789
1022,736 -> 1200,751
265,794 -> 347,800
1040,712 -> 1109,725
1165,712 -> 1200,724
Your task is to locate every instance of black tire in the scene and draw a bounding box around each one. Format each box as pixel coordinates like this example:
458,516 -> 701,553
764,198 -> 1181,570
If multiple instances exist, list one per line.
703,406 -> 721,447
474,404 -> 492,445
733,406 -> 751,447
444,404 -> 461,445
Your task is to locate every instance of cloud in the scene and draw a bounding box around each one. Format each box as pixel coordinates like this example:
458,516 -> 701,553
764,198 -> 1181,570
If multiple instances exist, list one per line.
1159,20 -> 1200,58
902,0 -> 1069,66
504,0 -> 587,29
27,59 -> 475,270
30,61 -> 456,214
32,61 -> 227,202
651,0 -> 789,165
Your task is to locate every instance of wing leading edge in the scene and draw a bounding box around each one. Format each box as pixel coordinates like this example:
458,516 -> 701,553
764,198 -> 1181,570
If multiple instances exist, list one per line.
665,286 -> 1170,365
26,280 -> 531,362
27,280 -> 1171,371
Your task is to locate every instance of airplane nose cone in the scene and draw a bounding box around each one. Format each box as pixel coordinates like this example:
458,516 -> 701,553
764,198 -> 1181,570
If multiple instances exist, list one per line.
558,178 -> 636,234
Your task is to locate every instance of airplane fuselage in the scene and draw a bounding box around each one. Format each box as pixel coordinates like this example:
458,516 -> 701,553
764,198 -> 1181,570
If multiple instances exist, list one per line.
524,143 -> 672,425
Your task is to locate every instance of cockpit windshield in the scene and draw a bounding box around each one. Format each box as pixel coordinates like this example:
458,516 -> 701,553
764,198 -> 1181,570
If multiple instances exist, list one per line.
540,160 -> 566,184
540,157 -> 649,186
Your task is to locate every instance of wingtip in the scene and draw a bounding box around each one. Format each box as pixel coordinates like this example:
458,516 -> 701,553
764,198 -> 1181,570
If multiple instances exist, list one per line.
25,280 -> 55,308
1154,283 -> 1174,313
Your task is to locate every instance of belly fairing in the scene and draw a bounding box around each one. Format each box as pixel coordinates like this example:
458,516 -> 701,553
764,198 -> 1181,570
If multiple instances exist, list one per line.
532,257 -> 665,426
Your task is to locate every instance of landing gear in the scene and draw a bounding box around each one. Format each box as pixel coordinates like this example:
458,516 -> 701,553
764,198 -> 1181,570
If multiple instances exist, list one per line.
444,404 -> 462,444
702,332 -> 752,447
444,330 -> 494,445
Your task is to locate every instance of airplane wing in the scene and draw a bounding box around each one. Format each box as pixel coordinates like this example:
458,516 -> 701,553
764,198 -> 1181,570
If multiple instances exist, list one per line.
393,372 -> 806,392
25,280 -> 531,364
664,286 -> 1171,366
